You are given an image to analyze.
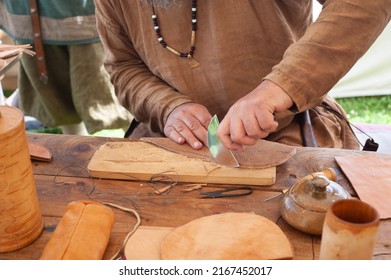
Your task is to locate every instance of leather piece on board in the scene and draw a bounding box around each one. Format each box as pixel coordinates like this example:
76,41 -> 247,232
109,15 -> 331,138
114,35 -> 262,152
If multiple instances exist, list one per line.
160,212 -> 294,260
28,142 -> 52,161
335,155 -> 391,219
141,137 -> 296,169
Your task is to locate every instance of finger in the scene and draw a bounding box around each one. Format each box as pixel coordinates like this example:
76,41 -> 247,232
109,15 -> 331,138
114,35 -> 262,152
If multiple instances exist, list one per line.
171,120 -> 203,150
217,117 -> 245,151
183,115 -> 209,147
164,125 -> 185,144
198,114 -> 212,130
231,115 -> 271,146
219,133 -> 245,151
256,111 -> 278,133
239,114 -> 273,141
228,118 -> 259,146
198,114 -> 213,146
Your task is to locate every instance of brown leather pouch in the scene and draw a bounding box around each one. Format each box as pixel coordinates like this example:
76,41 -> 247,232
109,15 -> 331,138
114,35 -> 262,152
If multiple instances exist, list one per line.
40,200 -> 115,260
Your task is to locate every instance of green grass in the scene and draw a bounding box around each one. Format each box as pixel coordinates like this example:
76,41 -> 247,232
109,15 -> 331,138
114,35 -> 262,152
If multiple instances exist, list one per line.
2,89 -> 14,97
93,129 -> 126,138
336,95 -> 391,124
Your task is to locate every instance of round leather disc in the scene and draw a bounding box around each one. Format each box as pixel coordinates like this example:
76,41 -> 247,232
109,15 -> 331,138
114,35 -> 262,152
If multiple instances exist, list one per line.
160,212 -> 294,260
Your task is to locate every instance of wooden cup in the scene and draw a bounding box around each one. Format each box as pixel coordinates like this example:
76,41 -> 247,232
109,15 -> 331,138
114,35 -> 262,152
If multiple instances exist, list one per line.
319,199 -> 380,260
0,106 -> 44,252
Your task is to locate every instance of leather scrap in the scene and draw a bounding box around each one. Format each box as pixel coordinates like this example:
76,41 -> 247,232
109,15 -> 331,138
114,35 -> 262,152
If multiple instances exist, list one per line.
28,142 -> 52,161
160,212 -> 294,260
141,137 -> 296,169
335,155 -> 391,219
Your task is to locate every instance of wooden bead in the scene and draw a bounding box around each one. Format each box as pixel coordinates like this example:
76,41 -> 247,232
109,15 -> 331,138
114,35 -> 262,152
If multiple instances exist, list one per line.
151,0 -> 198,65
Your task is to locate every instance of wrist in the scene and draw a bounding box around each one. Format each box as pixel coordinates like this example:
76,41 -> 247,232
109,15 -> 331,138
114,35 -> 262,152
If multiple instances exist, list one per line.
259,80 -> 294,111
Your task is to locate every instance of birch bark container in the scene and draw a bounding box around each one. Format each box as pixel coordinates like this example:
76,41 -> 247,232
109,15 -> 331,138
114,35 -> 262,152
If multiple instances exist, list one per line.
319,199 -> 380,260
0,106 -> 44,252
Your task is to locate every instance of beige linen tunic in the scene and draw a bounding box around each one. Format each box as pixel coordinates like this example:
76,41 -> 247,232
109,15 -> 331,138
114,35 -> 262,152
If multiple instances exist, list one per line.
95,0 -> 391,148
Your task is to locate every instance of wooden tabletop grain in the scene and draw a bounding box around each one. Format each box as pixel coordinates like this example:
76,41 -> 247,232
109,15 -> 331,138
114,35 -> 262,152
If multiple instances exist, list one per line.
1,133 -> 390,260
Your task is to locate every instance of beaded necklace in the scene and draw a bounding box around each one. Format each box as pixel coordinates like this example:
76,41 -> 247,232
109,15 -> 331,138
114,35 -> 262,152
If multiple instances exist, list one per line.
152,0 -> 200,68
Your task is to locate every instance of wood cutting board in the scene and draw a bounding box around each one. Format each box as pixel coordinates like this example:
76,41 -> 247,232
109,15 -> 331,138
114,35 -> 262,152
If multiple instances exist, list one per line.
124,213 -> 294,260
87,142 -> 276,186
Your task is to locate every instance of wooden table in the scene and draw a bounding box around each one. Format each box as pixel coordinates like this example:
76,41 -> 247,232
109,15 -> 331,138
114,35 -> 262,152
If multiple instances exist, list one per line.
1,133 -> 390,260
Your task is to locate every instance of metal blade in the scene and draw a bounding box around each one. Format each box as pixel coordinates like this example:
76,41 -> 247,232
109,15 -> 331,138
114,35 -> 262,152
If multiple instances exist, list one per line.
207,115 -> 240,168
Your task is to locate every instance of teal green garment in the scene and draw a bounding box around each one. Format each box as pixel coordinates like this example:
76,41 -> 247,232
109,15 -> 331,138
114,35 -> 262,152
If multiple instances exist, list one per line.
0,0 -> 99,45
0,0 -> 95,18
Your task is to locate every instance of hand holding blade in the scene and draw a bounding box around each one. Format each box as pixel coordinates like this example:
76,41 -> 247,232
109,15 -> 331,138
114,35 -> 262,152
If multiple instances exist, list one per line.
207,115 -> 240,168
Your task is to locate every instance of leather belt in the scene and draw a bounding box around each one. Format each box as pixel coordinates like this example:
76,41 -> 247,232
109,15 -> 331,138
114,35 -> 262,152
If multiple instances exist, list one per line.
29,0 -> 48,83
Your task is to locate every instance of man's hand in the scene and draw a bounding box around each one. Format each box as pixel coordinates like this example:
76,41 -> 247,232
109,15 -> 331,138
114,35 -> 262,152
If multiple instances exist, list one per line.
217,80 -> 294,151
164,103 -> 212,149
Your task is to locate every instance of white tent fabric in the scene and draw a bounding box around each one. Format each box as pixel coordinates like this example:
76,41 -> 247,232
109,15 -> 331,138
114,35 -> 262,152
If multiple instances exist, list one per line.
313,2 -> 391,98
329,23 -> 391,98
0,82 -> 4,105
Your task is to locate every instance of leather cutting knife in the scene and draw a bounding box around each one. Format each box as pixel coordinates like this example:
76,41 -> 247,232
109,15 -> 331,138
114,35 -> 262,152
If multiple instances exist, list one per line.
207,115 -> 240,168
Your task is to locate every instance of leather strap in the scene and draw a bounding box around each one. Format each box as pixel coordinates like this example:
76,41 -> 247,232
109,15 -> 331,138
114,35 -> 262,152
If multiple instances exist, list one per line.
297,110 -> 318,147
29,0 -> 48,83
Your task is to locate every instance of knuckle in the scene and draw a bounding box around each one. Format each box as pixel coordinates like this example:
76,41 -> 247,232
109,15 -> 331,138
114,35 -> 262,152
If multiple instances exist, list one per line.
174,123 -> 187,133
202,119 -> 210,128
187,119 -> 200,131
262,122 -> 278,133
230,133 -> 242,143
259,131 -> 269,139
164,126 -> 175,136
247,131 -> 260,138
243,137 -> 258,146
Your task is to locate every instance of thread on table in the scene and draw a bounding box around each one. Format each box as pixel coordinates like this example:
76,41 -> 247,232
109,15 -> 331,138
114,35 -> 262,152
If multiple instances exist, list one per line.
99,201 -> 141,260
52,165 -> 179,199
51,165 -> 181,260
48,166 -> 227,259
53,165 -> 98,196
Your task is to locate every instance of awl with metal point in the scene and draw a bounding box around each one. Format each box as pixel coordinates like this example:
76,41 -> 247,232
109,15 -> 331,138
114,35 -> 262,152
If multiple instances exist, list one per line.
207,115 -> 240,168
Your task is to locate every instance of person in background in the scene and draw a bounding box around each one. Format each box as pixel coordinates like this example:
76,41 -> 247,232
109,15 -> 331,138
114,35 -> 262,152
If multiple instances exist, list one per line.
94,0 -> 390,149
0,0 -> 132,135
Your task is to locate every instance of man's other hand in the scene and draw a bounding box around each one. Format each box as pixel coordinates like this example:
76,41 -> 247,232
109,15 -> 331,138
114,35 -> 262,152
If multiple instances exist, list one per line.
217,80 -> 294,151
164,103 -> 212,149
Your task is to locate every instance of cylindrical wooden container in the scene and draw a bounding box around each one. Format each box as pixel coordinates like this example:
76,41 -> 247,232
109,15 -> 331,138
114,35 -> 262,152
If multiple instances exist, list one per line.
319,199 -> 380,260
0,105 -> 44,252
